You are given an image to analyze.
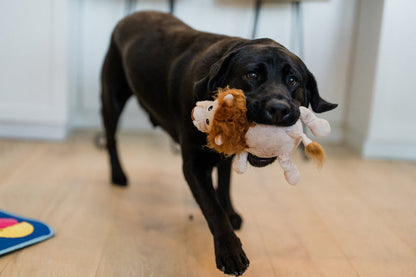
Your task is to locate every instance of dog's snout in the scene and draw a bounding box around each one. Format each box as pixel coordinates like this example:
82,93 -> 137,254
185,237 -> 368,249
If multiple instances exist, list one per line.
265,99 -> 291,123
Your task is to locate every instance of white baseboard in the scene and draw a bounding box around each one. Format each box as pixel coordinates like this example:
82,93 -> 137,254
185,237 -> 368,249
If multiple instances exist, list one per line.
0,122 -> 68,140
345,126 -> 416,161
70,111 -> 154,131
363,139 -> 416,161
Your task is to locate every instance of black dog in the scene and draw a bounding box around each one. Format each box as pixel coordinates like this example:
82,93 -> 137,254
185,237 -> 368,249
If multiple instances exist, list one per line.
101,11 -> 337,276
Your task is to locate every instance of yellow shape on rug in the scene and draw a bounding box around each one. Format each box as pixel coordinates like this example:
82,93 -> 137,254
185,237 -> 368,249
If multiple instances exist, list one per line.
0,221 -> 34,238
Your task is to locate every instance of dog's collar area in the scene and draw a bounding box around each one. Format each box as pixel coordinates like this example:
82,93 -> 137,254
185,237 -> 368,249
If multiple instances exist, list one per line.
247,153 -> 277,167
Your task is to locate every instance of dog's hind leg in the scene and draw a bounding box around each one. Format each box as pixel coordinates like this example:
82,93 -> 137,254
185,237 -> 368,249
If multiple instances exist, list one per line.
216,158 -> 243,230
101,38 -> 132,186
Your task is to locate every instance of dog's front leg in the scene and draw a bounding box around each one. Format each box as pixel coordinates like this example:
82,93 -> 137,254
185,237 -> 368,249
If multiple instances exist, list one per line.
216,158 -> 243,231
182,151 -> 249,276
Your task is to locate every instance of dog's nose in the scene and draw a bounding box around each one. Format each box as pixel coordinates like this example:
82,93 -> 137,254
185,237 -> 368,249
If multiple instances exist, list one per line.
265,99 -> 291,123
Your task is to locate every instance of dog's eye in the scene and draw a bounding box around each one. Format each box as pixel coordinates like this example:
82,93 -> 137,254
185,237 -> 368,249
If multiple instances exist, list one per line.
206,119 -> 210,125
288,76 -> 297,86
246,72 -> 258,80
208,105 -> 213,111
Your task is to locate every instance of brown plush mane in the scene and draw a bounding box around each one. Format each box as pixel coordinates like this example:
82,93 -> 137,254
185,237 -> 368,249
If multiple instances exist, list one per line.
207,88 -> 251,156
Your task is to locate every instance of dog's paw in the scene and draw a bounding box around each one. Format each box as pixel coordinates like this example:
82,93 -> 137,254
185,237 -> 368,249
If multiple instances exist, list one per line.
111,170 -> 128,186
215,234 -> 249,276
228,212 -> 243,231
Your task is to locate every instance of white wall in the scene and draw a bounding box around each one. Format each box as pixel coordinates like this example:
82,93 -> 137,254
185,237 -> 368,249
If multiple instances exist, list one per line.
365,0 -> 416,160
345,0 -> 384,152
70,0 -> 357,143
303,0 -> 357,141
345,0 -> 416,161
0,1 -> 69,139
2,0 -> 414,161
0,0 -> 356,141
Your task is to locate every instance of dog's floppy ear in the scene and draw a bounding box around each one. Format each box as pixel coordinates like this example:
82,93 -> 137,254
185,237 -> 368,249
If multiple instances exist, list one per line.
305,70 -> 338,113
194,51 -> 237,101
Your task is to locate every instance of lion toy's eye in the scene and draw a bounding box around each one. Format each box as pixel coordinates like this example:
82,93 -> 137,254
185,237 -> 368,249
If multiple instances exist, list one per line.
206,119 -> 210,125
208,105 -> 213,111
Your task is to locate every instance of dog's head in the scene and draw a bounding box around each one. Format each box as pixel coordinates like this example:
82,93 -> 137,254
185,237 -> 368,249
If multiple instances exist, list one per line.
194,38 -> 337,127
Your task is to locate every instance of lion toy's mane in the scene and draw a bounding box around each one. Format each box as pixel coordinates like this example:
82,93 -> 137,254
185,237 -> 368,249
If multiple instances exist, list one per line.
207,88 -> 252,156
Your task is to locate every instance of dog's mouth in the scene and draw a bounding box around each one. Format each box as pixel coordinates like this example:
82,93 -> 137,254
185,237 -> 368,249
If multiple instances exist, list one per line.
247,153 -> 277,167
246,103 -> 301,127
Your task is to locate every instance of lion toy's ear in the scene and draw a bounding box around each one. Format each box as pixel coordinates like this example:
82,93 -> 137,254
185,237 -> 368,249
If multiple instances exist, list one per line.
223,94 -> 234,106
214,135 -> 223,145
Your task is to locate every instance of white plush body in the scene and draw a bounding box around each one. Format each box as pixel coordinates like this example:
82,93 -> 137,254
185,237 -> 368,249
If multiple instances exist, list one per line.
246,121 -> 304,158
233,106 -> 330,185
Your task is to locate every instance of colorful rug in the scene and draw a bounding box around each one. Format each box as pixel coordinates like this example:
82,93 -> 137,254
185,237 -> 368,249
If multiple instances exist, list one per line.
0,210 -> 54,256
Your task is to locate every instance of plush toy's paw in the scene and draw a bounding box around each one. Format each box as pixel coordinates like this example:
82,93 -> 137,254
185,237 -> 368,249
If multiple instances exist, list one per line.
215,233 -> 250,276
299,106 -> 331,137
232,152 -> 248,174
310,119 -> 331,137
232,163 -> 246,174
285,170 -> 300,185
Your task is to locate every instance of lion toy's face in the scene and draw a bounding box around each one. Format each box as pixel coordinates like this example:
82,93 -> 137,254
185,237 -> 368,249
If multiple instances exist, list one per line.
192,100 -> 218,133
191,90 -> 250,156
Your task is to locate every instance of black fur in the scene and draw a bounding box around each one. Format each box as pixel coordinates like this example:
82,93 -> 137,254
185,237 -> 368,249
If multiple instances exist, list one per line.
101,11 -> 337,276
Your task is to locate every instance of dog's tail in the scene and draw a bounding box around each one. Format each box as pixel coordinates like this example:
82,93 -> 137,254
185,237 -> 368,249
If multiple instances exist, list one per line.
301,134 -> 325,168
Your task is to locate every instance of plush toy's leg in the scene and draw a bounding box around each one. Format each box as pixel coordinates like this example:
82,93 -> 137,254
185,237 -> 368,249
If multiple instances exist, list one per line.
299,106 -> 331,137
216,158 -> 242,230
278,154 -> 300,185
232,152 -> 249,174
301,133 -> 312,146
101,38 -> 132,186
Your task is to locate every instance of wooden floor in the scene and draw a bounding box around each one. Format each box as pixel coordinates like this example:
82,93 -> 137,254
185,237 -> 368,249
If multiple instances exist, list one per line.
1,131 -> 416,277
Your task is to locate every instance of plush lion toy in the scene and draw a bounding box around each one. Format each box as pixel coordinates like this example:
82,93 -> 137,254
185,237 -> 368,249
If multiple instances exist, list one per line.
192,88 -> 331,185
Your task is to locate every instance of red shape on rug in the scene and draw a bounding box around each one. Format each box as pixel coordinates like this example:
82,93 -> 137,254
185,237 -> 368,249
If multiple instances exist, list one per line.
0,218 -> 19,228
